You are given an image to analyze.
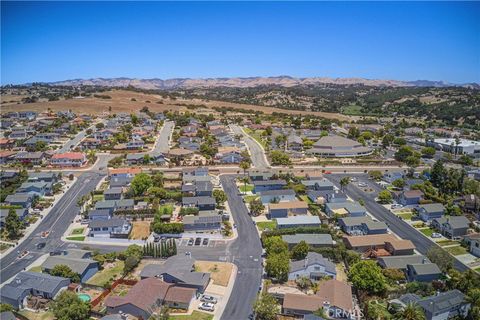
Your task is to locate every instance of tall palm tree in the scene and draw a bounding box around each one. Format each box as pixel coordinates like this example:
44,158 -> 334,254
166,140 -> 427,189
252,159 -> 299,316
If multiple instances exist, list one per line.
239,160 -> 251,195
396,302 -> 425,320
340,176 -> 350,192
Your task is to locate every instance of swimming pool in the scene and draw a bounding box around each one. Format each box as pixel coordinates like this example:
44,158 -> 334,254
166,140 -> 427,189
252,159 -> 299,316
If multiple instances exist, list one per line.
77,293 -> 91,303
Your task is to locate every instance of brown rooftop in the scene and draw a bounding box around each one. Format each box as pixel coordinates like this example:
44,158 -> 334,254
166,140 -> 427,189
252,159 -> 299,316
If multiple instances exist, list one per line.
283,293 -> 323,312
164,286 -> 196,304
269,201 -> 309,210
315,279 -> 354,312
343,234 -> 397,248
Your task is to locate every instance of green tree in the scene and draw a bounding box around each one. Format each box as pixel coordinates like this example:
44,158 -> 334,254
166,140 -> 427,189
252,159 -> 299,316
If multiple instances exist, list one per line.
123,244 -> 144,260
213,189 -> 227,207
427,247 -> 453,272
421,147 -> 436,158
249,198 -> 265,216
0,303 -> 13,313
264,236 -> 288,256
348,260 -> 387,294
395,145 -> 415,162
253,292 -> 279,320
130,173 -> 153,196
291,240 -> 309,260
123,256 -> 139,275
392,178 -> 405,189
239,161 -> 251,194
378,190 -> 393,204
49,264 -> 81,283
270,150 -> 291,166
266,254 -> 289,282
295,275 -> 311,291
340,176 -> 350,192
51,291 -> 90,320
152,172 -> 164,188
5,208 -> 22,239
394,302 -> 426,320
131,113 -> 139,125
368,170 -> 383,181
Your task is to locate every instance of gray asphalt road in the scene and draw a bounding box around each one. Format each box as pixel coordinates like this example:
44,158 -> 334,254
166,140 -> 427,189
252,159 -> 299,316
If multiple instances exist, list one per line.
57,124 -> 97,153
0,172 -> 105,283
220,175 -> 263,320
150,121 -> 174,154
230,124 -> 270,169
328,174 -> 469,272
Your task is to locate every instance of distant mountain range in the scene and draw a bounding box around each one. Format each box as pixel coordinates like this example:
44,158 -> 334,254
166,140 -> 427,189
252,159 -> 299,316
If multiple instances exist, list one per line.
45,76 -> 479,89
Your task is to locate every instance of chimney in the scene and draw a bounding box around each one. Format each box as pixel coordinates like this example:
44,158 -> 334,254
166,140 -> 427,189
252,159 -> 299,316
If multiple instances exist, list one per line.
422,258 -> 427,264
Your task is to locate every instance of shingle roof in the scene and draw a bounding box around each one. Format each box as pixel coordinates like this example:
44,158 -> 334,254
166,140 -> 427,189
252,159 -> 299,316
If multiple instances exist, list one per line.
290,252 -> 336,274
1,272 -> 69,300
260,189 -> 296,197
89,218 -> 128,228
41,256 -> 98,275
407,263 -> 441,275
282,234 -> 333,246
252,179 -> 287,186
417,290 -> 466,314
378,255 -> 429,269
276,216 -> 321,226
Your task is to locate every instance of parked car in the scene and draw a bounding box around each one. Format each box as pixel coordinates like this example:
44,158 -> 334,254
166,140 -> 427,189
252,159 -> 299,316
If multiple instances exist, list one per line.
187,238 -> 194,246
202,238 -> 209,246
36,242 -> 46,249
201,295 -> 218,304
195,238 -> 202,246
199,302 -> 215,312
358,182 -> 367,187
432,233 -> 442,238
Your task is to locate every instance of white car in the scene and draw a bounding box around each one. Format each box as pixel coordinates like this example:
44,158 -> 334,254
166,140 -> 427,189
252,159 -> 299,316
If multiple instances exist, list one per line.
358,182 -> 367,187
201,295 -> 218,304
432,233 -> 442,238
199,302 -> 215,312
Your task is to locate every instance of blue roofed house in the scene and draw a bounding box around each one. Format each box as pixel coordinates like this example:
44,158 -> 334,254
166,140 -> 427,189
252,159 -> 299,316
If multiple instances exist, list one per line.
104,187 -> 123,201
338,216 -> 388,236
260,189 -> 296,204
325,190 -> 348,203
253,179 -> 287,193
301,178 -> 335,191
41,250 -> 99,283
5,193 -> 33,209
88,209 -> 112,221
325,201 -> 367,218
17,181 -> 50,197
417,203 -> 445,222
288,252 -> 336,281
406,262 -> 442,282
396,190 -> 424,206
417,290 -> 470,320
432,216 -> 470,239
0,272 -> 70,309
182,196 -> 216,211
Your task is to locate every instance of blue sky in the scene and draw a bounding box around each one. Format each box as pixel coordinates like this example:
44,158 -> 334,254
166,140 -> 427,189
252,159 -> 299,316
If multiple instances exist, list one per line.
1,1 -> 479,84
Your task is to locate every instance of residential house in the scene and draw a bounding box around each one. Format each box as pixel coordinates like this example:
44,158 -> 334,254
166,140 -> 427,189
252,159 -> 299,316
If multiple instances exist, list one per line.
140,255 -> 210,293
17,181 -> 50,197
417,290 -> 470,320
0,151 -> 17,164
5,193 -> 33,209
276,216 -> 321,229
287,134 -> 303,151
182,196 -> 216,211
50,152 -> 87,167
41,250 -> 99,283
325,202 -> 367,218
378,255 -> 430,271
282,279 -> 354,319
115,199 -> 135,211
105,278 -> 195,319
282,234 -> 334,249
259,189 -> 296,204
252,179 -> 287,193
325,190 -> 348,203
104,187 -> 123,201
302,178 -> 335,191
14,152 -> 45,165
88,218 -> 132,238
464,194 -> 480,213
181,181 -> 213,197
126,140 -> 145,150
0,272 -> 70,309
417,203 -> 445,222
183,212 -> 222,231
406,262 -> 442,282
0,138 -> 15,149
288,252 -> 337,281
338,216 -> 388,236
383,172 -> 404,183
182,167 -> 209,178
88,209 -> 112,221
248,170 -> 274,181
215,147 -> 243,164
268,201 -> 309,219
432,216 -> 470,239
27,172 -> 59,183
396,190 -> 424,206
94,200 -> 117,213
0,208 -> 28,227
343,234 -> 415,256
109,168 -> 142,179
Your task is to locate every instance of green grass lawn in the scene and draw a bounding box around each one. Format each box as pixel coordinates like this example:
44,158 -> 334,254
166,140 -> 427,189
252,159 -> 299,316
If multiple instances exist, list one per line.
397,212 -> 412,220
438,240 -> 460,246
169,311 -> 213,320
28,265 -> 43,272
420,228 -> 434,237
239,184 -> 254,193
87,260 -> 125,287
158,204 -> 174,215
93,194 -> 104,202
474,266 -> 480,272
299,195 -> 313,204
18,310 -> 55,320
66,236 -> 85,241
256,221 -> 276,231
71,227 -> 84,235
444,245 -> 468,256
244,195 -> 259,203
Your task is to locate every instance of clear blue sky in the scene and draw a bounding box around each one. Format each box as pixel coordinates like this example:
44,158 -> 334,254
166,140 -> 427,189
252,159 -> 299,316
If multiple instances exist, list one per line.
1,1 -> 479,84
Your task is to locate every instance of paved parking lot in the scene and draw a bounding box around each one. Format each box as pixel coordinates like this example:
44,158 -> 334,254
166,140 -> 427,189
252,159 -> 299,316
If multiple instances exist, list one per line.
177,238 -> 226,248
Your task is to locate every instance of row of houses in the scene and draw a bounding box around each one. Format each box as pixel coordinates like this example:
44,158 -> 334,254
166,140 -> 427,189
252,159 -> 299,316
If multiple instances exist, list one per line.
0,151 -> 88,167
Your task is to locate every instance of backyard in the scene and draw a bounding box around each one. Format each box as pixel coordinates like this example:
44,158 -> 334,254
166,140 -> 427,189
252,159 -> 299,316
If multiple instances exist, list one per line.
256,220 -> 276,232
18,310 -> 55,320
169,311 -> 213,320
86,260 -> 125,287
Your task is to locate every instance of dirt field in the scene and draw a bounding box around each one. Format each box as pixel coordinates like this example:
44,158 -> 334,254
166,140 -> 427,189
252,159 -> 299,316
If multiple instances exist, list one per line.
0,89 -> 354,121
129,220 -> 152,240
195,261 -> 233,287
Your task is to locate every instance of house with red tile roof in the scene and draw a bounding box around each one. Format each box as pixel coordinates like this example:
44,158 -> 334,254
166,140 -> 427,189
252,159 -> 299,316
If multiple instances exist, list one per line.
50,152 -> 87,167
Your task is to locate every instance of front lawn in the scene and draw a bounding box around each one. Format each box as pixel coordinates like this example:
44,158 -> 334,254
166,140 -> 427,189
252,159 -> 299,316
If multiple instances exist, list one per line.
158,204 -> 174,215
239,184 -> 254,193
299,195 -> 313,204
71,227 -> 84,235
256,220 -> 276,231
66,236 -> 85,241
87,260 -> 125,287
93,194 -> 104,202
397,213 -> 412,220
438,240 -> 459,246
244,195 -> 259,203
444,245 -> 468,256
194,261 -> 233,287
169,311 -> 213,320
420,228 -> 433,237
28,266 -> 43,272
